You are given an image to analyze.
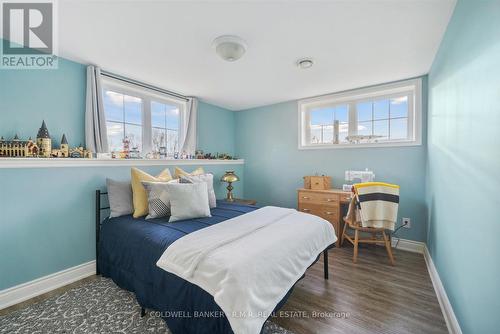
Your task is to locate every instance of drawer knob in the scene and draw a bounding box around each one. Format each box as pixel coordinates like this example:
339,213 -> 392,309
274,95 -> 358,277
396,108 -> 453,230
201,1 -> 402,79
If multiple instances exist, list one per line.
325,211 -> 334,215
326,198 -> 334,202
302,208 -> 311,212
302,196 -> 310,199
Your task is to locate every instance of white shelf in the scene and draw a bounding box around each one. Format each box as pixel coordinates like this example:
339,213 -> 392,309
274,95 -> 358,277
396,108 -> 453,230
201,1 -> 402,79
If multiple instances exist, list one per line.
0,158 -> 244,169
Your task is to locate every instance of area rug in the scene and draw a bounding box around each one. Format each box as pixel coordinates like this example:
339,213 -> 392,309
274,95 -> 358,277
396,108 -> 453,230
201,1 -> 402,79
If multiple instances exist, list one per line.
0,277 -> 292,334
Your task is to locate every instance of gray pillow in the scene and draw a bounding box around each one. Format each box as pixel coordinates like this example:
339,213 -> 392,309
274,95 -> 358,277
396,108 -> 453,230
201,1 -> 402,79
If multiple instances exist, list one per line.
179,173 -> 216,208
142,180 -> 178,219
166,182 -> 211,222
106,179 -> 133,218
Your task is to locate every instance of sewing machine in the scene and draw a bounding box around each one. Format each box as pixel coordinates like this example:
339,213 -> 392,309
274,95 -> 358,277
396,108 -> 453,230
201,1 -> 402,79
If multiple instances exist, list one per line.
343,169 -> 375,191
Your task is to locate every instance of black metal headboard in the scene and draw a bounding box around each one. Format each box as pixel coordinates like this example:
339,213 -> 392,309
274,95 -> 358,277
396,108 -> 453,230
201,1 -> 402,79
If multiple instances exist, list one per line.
95,190 -> 109,275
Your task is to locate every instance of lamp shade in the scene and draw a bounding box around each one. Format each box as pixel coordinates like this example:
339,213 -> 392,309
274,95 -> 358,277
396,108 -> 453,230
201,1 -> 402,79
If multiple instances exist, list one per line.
221,171 -> 239,183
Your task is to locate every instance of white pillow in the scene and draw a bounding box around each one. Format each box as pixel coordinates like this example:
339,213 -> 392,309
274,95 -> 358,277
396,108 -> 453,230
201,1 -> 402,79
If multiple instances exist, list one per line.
179,173 -> 216,208
165,182 -> 211,222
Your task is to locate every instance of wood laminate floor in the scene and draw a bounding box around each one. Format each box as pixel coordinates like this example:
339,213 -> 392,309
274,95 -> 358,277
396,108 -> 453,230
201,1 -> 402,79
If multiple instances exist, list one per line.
273,245 -> 448,334
1,246 -> 448,334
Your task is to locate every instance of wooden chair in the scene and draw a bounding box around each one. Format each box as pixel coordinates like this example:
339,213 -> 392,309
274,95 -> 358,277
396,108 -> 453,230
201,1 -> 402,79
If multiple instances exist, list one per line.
341,217 -> 395,266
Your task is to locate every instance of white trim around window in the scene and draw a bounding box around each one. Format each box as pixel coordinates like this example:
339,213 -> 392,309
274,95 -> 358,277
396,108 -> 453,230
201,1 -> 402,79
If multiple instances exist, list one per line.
298,78 -> 422,149
101,76 -> 188,156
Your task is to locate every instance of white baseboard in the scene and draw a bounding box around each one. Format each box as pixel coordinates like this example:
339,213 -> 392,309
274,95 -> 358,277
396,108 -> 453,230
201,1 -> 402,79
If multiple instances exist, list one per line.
423,246 -> 462,334
391,237 -> 425,253
0,260 -> 96,310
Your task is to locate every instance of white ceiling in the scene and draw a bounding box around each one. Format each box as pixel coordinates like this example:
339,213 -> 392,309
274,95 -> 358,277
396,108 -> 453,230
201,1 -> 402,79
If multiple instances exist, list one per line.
59,0 -> 456,111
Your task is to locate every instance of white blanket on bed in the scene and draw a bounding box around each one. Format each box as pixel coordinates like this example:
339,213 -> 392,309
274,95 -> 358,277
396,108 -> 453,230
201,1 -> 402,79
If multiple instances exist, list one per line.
156,206 -> 337,334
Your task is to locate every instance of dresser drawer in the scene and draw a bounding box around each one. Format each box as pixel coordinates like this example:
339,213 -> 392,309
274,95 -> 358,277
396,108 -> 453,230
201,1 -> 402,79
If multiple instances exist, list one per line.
339,192 -> 353,203
319,208 -> 339,223
298,203 -> 339,222
297,203 -> 323,216
298,191 -> 339,207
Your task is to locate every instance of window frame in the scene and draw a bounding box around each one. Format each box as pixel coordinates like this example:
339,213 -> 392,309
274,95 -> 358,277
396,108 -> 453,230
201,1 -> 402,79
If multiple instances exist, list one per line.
298,78 -> 422,149
102,77 -> 187,155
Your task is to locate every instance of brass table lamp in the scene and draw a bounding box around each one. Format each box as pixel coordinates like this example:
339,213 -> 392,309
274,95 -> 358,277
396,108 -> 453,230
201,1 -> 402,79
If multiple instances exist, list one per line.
220,171 -> 239,201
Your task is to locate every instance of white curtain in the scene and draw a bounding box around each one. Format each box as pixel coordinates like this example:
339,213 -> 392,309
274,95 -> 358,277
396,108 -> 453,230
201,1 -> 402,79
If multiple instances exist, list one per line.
85,65 -> 109,153
180,97 -> 198,156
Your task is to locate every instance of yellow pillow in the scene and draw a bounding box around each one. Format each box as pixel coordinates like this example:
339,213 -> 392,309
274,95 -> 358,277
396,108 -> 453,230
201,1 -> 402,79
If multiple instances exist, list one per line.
174,166 -> 205,179
131,167 -> 172,218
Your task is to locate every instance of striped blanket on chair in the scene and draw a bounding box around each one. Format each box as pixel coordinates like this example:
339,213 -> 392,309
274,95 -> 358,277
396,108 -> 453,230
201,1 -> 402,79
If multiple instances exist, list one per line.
353,182 -> 400,231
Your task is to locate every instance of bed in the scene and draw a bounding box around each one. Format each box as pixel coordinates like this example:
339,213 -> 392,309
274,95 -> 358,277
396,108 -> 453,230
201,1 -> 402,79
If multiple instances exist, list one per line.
95,190 -> 332,334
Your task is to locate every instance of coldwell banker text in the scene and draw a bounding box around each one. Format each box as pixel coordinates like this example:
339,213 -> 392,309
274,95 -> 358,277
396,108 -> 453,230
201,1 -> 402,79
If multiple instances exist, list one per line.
1,0 -> 58,69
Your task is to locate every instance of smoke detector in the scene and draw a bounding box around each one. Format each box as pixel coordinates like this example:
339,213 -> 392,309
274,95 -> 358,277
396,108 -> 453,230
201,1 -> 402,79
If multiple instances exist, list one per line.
297,58 -> 314,69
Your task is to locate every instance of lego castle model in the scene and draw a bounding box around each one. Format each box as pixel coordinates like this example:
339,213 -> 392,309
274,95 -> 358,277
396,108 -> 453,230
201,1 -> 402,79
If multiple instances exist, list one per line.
0,121 -> 92,158
0,121 -> 52,157
0,135 -> 39,157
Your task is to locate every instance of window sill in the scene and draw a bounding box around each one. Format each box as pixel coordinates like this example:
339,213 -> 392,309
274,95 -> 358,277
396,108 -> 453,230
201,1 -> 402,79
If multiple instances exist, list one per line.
0,158 -> 244,169
298,140 -> 421,150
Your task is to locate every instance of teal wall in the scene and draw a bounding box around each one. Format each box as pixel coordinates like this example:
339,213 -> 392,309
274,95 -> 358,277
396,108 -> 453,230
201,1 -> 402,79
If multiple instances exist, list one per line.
426,0 -> 500,332
197,101 -> 236,156
0,58 -> 87,147
0,55 -> 240,290
235,78 -> 428,242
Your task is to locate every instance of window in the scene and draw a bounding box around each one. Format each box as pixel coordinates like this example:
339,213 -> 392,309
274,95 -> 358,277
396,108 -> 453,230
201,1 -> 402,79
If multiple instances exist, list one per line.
104,91 -> 143,152
356,97 -> 409,141
151,101 -> 180,155
102,77 -> 186,156
298,78 -> 422,149
309,105 -> 349,144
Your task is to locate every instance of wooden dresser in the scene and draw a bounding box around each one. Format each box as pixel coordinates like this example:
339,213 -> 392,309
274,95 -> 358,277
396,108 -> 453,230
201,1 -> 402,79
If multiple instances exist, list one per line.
297,188 -> 352,247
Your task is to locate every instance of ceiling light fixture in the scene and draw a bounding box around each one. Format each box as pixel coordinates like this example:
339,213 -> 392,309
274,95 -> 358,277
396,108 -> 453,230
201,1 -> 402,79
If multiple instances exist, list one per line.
213,35 -> 247,62
297,58 -> 314,69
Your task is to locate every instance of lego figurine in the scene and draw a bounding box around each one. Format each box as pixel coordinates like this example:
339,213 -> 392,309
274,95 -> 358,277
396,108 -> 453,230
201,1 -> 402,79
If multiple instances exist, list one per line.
120,137 -> 130,159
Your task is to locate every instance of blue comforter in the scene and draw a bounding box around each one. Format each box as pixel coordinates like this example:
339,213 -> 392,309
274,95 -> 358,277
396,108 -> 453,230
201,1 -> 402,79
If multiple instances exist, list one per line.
98,201 -> 296,334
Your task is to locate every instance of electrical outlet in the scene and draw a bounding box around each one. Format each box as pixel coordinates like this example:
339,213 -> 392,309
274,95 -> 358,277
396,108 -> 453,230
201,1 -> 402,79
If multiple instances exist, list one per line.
402,217 -> 411,229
